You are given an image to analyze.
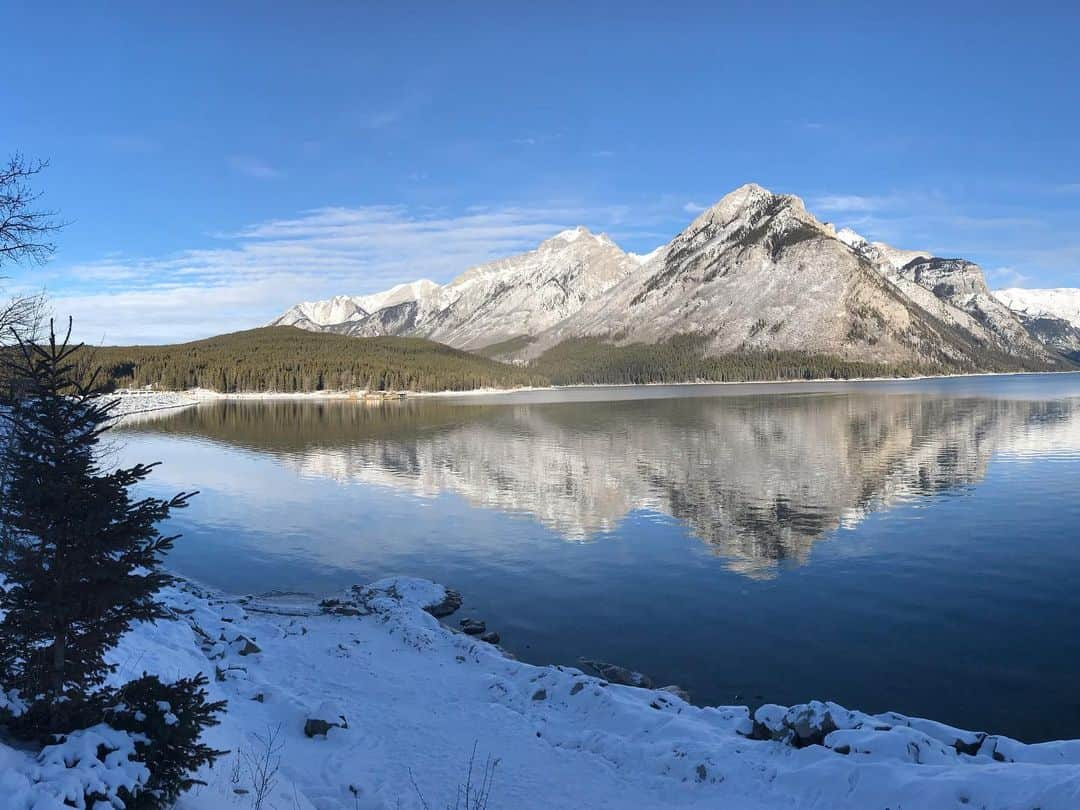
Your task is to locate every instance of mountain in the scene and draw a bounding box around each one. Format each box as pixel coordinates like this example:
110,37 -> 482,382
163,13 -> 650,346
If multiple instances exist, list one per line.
272,184 -> 1072,374
270,226 -> 639,352
520,184 -> 1059,370
995,288 -> 1080,328
993,288 -> 1080,362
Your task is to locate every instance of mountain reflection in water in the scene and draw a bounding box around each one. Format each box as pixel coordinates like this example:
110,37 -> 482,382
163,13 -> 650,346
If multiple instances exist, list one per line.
116,377 -> 1080,741
121,383 -> 1080,579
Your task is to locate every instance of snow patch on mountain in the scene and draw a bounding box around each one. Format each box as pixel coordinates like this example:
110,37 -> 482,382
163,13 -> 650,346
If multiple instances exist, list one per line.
355,279 -> 441,316
996,288 -> 1080,329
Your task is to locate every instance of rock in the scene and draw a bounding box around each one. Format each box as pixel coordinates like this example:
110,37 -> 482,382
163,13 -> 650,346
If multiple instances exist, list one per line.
532,689 -> 547,701
304,701 -> 348,738
219,604 -> 245,623
425,588 -> 463,618
479,630 -> 500,644
751,702 -> 838,747
696,764 -> 708,782
460,618 -> 486,635
237,637 -> 261,656
304,718 -> 336,738
659,684 -> 691,702
578,658 -> 653,689
570,682 -> 585,696
319,598 -> 364,616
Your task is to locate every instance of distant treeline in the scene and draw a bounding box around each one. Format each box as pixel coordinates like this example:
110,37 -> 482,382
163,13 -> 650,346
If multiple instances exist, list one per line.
64,326 -> 965,394
76,327 -> 546,393
529,334 -> 943,386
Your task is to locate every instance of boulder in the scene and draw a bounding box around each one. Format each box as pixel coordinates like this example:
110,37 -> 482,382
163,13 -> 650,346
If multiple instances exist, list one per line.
304,701 -> 348,738
460,618 -> 486,635
425,588 -> 463,618
578,658 -> 653,689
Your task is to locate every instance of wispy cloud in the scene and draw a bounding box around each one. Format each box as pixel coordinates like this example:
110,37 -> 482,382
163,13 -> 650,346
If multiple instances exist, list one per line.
227,156 -> 281,179
592,149 -> 616,158
46,202 -> 643,344
984,266 -> 1031,288
811,193 -> 901,214
683,201 -> 706,214
512,133 -> 562,147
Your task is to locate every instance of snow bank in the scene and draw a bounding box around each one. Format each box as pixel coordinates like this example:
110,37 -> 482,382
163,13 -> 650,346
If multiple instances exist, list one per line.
0,724 -> 149,810
103,389 -> 205,420
3,575 -> 1080,809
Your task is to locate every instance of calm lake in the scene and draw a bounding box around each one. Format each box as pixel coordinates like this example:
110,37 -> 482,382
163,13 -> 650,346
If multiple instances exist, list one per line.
115,374 -> 1080,742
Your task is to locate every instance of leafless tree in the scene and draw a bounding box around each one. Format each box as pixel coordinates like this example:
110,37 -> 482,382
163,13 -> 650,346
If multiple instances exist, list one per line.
1,154 -> 59,345
242,723 -> 285,810
1,154 -> 60,266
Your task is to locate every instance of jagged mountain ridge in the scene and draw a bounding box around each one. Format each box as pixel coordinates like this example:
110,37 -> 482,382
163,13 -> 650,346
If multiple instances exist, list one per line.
271,184 -> 1071,372
271,226 -> 640,351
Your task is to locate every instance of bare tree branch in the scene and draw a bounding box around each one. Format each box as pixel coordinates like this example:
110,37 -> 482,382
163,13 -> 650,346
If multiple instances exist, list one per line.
0,154 -> 62,267
0,154 -> 61,349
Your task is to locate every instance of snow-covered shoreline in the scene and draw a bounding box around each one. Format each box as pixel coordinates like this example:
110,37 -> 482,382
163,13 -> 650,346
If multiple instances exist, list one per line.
107,368 -> 1080,413
105,389 -> 208,419
6,573 -> 1080,809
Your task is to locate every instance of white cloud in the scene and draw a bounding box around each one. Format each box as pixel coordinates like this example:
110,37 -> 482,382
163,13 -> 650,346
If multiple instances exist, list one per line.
683,201 -> 706,214
811,194 -> 899,214
45,202 -> 636,344
985,266 -> 1031,288
227,156 -> 281,179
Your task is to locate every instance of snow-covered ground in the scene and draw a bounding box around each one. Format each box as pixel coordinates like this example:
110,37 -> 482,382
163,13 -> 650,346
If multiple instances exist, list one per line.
105,389 -> 207,419
4,575 -> 1080,809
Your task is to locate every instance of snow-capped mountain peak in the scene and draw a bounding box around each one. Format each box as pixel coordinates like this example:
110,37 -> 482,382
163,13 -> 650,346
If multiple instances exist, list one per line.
542,225 -> 616,249
270,225 -> 639,349
272,295 -> 368,329
269,183 -> 1071,371
995,288 -> 1080,329
354,279 -> 441,315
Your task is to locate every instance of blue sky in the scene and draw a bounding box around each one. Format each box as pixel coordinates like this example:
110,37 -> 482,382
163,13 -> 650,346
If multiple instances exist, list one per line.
4,1 -> 1079,343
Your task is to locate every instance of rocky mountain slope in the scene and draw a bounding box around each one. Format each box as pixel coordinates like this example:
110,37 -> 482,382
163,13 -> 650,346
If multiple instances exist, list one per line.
271,227 -> 639,352
994,288 -> 1080,361
272,185 -> 1072,373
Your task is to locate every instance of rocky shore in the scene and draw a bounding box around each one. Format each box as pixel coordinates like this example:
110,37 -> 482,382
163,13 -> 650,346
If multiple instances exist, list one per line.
7,573 -> 1080,809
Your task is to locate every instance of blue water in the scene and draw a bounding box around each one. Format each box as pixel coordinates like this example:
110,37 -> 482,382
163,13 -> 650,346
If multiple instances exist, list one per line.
115,374 -> 1080,742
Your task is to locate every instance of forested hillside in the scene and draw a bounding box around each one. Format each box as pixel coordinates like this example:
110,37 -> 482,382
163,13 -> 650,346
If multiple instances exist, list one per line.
79,327 -> 547,392
529,334 -> 944,386
72,326 -> 966,394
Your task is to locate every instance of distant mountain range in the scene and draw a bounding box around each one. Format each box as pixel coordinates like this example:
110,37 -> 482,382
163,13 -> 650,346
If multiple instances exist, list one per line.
993,288 -> 1080,362
272,184 -> 1079,372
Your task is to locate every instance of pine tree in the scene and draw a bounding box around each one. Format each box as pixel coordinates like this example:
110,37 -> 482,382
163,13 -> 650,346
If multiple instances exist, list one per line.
0,320 -> 196,730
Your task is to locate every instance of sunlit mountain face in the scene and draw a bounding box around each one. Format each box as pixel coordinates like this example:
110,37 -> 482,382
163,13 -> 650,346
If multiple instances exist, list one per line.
119,379 -> 1080,579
